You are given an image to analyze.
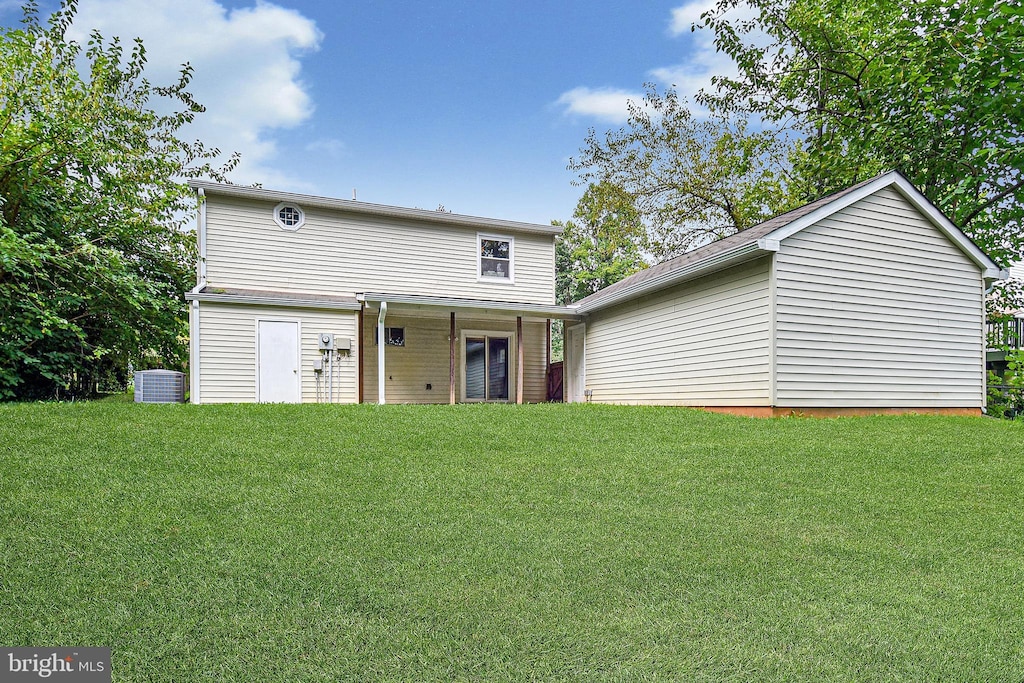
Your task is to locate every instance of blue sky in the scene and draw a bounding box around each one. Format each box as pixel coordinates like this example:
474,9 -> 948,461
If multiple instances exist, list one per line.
2,0 -> 738,224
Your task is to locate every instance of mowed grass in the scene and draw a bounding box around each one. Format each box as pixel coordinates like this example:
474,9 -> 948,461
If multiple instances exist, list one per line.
1,403 -> 1023,681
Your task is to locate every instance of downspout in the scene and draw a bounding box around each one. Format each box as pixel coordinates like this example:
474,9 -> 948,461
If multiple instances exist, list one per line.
377,301 -> 387,404
197,187 -> 208,287
357,305 -> 365,404
191,187 -> 207,404
190,300 -> 200,404
767,251 -> 778,409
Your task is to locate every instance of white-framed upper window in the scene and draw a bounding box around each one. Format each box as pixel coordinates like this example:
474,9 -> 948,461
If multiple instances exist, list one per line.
478,233 -> 514,283
274,202 -> 305,231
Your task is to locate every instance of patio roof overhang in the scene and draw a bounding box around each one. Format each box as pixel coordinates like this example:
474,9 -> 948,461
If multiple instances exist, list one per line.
358,293 -> 575,406
185,287 -> 361,310
358,292 -> 582,322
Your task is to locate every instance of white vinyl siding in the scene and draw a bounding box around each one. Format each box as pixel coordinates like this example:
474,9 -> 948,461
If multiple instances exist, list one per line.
197,303 -> 358,404
774,186 -> 985,408
583,258 -> 772,405
204,196 -> 555,304
362,314 -> 547,404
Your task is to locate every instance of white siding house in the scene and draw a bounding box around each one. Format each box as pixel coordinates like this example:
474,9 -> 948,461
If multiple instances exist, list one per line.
583,258 -> 771,406
568,172 -> 1006,416
185,182 -> 580,404
187,173 -> 1004,415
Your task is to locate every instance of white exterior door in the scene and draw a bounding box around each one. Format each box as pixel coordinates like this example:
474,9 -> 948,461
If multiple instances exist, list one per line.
258,320 -> 300,403
566,323 -> 585,403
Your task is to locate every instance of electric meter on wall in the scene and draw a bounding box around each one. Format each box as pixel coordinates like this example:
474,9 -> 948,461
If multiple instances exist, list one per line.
318,333 -> 335,350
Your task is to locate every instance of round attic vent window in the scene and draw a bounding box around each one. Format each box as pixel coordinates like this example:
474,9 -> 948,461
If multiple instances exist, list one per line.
274,202 -> 305,231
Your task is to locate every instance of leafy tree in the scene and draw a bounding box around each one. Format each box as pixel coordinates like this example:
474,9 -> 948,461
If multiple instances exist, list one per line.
0,0 -> 235,399
987,350 -> 1024,419
695,0 -> 1024,268
568,84 -> 800,260
555,181 -> 648,305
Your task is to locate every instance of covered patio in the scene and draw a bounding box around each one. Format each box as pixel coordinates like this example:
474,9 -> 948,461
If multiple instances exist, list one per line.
357,293 -> 581,404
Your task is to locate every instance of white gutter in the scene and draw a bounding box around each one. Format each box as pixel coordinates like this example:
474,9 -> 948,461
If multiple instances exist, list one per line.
575,241 -> 772,315
984,269 -> 1010,303
377,301 -> 387,405
358,292 -> 581,320
185,290 -> 361,311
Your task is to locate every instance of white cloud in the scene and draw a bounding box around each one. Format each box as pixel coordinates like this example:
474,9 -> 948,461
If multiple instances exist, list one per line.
555,86 -> 645,124
664,1 -> 773,108
556,1 -> 766,123
668,0 -> 716,36
66,0 -> 322,188
656,0 -> 765,115
304,137 -> 346,158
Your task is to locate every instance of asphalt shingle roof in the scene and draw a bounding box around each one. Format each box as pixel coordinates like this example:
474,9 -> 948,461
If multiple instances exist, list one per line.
571,175 -> 883,311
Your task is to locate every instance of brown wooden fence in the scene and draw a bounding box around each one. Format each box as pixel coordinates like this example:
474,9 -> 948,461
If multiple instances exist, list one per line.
546,361 -> 563,402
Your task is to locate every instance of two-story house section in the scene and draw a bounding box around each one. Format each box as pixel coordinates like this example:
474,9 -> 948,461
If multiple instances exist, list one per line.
184,181 -> 581,404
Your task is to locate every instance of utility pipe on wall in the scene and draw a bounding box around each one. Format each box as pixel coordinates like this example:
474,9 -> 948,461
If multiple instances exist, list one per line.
197,187 -> 208,283
191,187 -> 207,405
377,302 -> 387,405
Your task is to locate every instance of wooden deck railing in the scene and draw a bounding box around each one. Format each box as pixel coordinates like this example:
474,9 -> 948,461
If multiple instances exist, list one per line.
988,318 -> 1024,350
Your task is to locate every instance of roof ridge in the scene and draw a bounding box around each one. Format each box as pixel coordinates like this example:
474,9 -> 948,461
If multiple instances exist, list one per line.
189,180 -> 563,236
571,172 -> 897,310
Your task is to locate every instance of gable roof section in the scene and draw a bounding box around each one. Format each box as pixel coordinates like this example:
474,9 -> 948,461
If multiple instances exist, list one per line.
189,180 -> 563,237
572,171 -> 1006,314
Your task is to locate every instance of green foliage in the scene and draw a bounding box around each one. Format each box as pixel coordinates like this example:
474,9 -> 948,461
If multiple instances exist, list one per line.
987,277 -> 1024,328
566,0 -> 1022,304
554,181 -> 647,305
549,318 -> 563,361
987,350 -> 1024,419
0,1 -> 235,399
568,84 -> 801,260
696,0 -> 1024,268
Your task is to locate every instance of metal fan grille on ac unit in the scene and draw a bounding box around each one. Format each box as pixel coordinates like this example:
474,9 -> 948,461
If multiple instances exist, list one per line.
135,370 -> 186,403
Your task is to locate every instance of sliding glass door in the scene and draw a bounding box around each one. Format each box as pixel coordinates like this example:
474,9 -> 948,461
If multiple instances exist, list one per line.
464,335 -> 510,401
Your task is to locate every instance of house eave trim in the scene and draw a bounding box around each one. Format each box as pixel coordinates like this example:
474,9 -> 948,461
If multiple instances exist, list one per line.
187,180 -> 563,237
762,171 -> 1001,273
358,292 -> 582,321
184,291 -> 361,311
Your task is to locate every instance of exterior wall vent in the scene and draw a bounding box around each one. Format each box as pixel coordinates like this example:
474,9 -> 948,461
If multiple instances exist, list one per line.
135,370 -> 186,403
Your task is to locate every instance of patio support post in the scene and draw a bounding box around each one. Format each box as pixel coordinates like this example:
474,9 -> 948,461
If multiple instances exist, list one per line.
377,302 -> 387,405
449,311 -> 456,405
516,316 -> 524,404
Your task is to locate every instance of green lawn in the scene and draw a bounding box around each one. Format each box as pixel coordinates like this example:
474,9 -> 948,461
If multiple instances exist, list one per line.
1,403 -> 1022,681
